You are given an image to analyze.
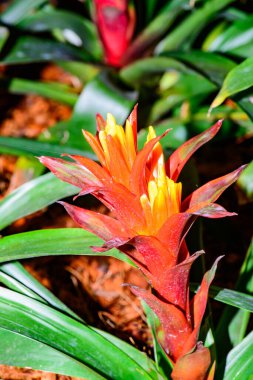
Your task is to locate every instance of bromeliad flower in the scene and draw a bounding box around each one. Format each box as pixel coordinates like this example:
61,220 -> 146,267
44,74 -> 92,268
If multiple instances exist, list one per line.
93,0 -> 136,67
40,107 -> 245,380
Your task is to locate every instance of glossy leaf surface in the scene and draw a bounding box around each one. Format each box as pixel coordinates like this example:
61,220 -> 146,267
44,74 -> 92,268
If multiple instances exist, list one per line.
223,331 -> 253,380
0,173 -> 78,230
0,228 -> 133,265
0,287 -> 157,380
210,56 -> 253,110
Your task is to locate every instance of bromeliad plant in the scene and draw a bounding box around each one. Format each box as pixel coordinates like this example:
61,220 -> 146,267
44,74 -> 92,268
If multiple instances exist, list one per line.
40,107 -> 245,379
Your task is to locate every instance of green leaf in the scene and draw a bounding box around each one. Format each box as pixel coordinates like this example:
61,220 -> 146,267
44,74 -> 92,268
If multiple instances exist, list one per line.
237,160 -> 253,201
155,0 -> 234,53
0,228 -> 134,266
207,15 -> 253,57
0,261 -> 80,319
210,56 -> 253,111
190,283 -> 253,312
0,136 -> 95,158
0,263 -> 160,377
1,36 -> 92,64
57,61 -> 99,83
8,78 -> 78,106
123,2 -> 185,65
169,51 -> 253,121
138,118 -> 188,150
142,302 -> 172,378
0,287 -> 155,380
40,72 -> 138,148
0,0 -> 47,24
120,56 -> 192,87
215,239 -> 253,362
0,26 -> 9,52
169,51 -> 235,85
223,331 -> 253,380
0,327 -> 106,380
0,173 -> 78,230
17,6 -> 102,59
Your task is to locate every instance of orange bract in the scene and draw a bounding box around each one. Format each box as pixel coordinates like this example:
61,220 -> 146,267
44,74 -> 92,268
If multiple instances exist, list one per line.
40,106 -> 246,380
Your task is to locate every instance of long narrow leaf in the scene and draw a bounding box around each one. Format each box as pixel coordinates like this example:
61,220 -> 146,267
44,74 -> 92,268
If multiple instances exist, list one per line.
0,228 -> 134,265
155,0 -> 234,53
190,283 -> 253,312
0,173 -> 78,230
8,78 -> 78,106
0,327 -> 106,380
223,331 -> 253,380
0,136 -> 94,158
0,287 -> 156,380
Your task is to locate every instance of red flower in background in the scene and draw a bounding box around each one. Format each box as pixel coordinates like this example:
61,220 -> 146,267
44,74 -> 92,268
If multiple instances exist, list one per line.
94,0 -> 136,67
40,107 -> 245,379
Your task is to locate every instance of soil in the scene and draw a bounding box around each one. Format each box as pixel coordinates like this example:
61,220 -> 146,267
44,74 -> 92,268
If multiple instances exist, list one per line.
0,64 -> 252,379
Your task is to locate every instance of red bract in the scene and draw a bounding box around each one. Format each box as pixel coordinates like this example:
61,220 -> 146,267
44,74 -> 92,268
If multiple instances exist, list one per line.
40,107 -> 245,380
93,0 -> 135,67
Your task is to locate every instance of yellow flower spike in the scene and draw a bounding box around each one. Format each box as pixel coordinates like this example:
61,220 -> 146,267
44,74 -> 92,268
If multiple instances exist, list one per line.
98,130 -> 110,166
148,180 -> 158,209
106,113 -> 117,134
140,194 -> 153,231
167,178 -> 182,215
147,126 -> 157,142
125,119 -> 136,165
152,188 -> 168,231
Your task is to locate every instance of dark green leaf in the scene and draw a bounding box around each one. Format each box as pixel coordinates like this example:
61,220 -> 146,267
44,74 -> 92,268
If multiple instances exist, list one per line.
0,228 -> 134,266
17,6 -> 102,59
0,173 -> 78,230
1,36 -> 92,64
155,0 -> 234,53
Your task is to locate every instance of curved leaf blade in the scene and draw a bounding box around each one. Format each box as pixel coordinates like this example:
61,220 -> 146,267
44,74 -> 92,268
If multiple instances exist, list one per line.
1,36 -> 92,65
0,228 -> 134,265
190,283 -> 253,312
223,331 -> 253,380
210,56 -> 253,111
0,287 -> 155,380
0,326 -> 105,380
0,173 -> 78,230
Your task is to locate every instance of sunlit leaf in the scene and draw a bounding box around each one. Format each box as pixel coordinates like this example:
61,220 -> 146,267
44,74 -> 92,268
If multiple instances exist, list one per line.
210,56 -> 253,111
0,173 -> 78,230
223,331 -> 253,380
0,228 -> 134,265
0,287 -> 156,380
